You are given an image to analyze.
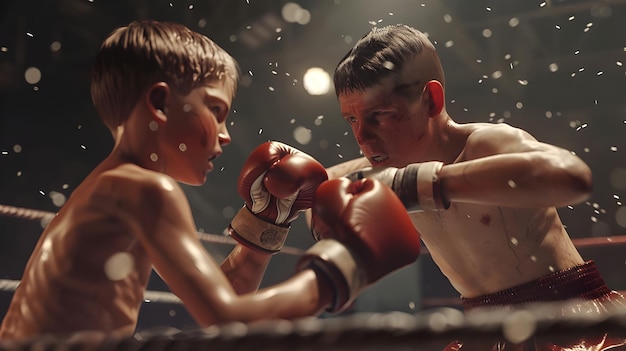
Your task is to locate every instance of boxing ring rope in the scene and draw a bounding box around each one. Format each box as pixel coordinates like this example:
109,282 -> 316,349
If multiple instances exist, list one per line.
0,279 -> 183,305
0,302 -> 624,351
0,204 -> 305,256
1,203 -> 626,306
0,203 -> 307,305
2,203 -> 626,350
4,203 -> 625,256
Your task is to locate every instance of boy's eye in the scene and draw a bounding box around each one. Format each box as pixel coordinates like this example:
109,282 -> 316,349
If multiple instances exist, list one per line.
211,106 -> 222,115
345,116 -> 357,123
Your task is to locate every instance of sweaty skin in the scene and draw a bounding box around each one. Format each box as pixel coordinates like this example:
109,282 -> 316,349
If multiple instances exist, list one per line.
326,129 -> 586,297
326,47 -> 590,299
0,80 -> 333,340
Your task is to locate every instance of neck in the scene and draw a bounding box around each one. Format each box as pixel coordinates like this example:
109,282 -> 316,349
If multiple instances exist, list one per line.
422,111 -> 461,164
110,123 -> 165,173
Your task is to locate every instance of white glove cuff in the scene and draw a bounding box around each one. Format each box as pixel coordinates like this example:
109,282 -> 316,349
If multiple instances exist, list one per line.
416,161 -> 449,211
297,239 -> 367,313
228,206 -> 289,253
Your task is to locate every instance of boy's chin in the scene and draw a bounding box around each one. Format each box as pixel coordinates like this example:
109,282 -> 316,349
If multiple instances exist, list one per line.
176,173 -> 207,186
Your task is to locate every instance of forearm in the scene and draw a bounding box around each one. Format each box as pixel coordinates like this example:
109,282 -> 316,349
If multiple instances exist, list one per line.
221,245 -> 272,294
326,157 -> 371,179
194,269 -> 332,326
238,269 -> 333,321
441,151 -> 592,208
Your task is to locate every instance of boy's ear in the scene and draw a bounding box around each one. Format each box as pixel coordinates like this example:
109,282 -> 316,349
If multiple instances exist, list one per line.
423,80 -> 444,117
146,82 -> 170,124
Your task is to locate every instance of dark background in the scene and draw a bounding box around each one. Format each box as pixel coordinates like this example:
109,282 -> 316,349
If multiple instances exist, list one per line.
0,0 -> 625,331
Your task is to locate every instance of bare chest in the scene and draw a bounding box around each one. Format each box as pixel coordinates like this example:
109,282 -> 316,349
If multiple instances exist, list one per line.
24,209 -> 153,327
409,203 -> 582,296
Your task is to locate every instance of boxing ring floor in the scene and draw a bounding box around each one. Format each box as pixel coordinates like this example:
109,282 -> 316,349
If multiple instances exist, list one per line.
1,204 -> 626,350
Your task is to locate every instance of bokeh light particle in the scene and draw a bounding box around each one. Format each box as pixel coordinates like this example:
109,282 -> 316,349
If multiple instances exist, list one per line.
293,126 -> 312,145
25,67 -> 41,84
303,67 -> 331,95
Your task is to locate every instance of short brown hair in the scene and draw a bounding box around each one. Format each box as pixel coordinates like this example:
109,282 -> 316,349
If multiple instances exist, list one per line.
91,20 -> 239,130
334,24 -> 442,97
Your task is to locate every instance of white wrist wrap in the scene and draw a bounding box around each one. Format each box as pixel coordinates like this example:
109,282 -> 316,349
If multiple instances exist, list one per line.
297,239 -> 367,313
415,161 -> 449,211
228,206 -> 289,253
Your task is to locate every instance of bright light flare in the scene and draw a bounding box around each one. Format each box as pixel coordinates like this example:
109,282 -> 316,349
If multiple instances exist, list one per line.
303,67 -> 331,96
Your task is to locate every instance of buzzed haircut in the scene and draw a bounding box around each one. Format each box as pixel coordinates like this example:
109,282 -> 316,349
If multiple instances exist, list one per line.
334,24 -> 438,97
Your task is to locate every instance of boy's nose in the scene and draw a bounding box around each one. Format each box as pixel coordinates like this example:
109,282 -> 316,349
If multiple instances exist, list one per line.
218,131 -> 231,147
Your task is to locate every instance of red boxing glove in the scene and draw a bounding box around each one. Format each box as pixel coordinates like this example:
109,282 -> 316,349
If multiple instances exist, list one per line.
229,141 -> 328,253
298,178 -> 421,312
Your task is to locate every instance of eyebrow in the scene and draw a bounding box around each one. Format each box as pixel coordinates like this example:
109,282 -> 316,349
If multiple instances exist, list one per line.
203,90 -> 230,107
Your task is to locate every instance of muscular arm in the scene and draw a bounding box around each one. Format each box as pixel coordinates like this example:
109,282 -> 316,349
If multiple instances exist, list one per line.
220,245 -> 271,294
441,124 -> 592,208
324,124 -> 591,210
110,174 -> 331,326
326,157 -> 372,180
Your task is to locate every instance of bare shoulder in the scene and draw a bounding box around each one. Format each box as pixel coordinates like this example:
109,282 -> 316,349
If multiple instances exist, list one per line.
89,164 -> 189,225
466,122 -> 536,144
326,157 -> 372,179
462,122 -> 548,159
93,164 -> 183,198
